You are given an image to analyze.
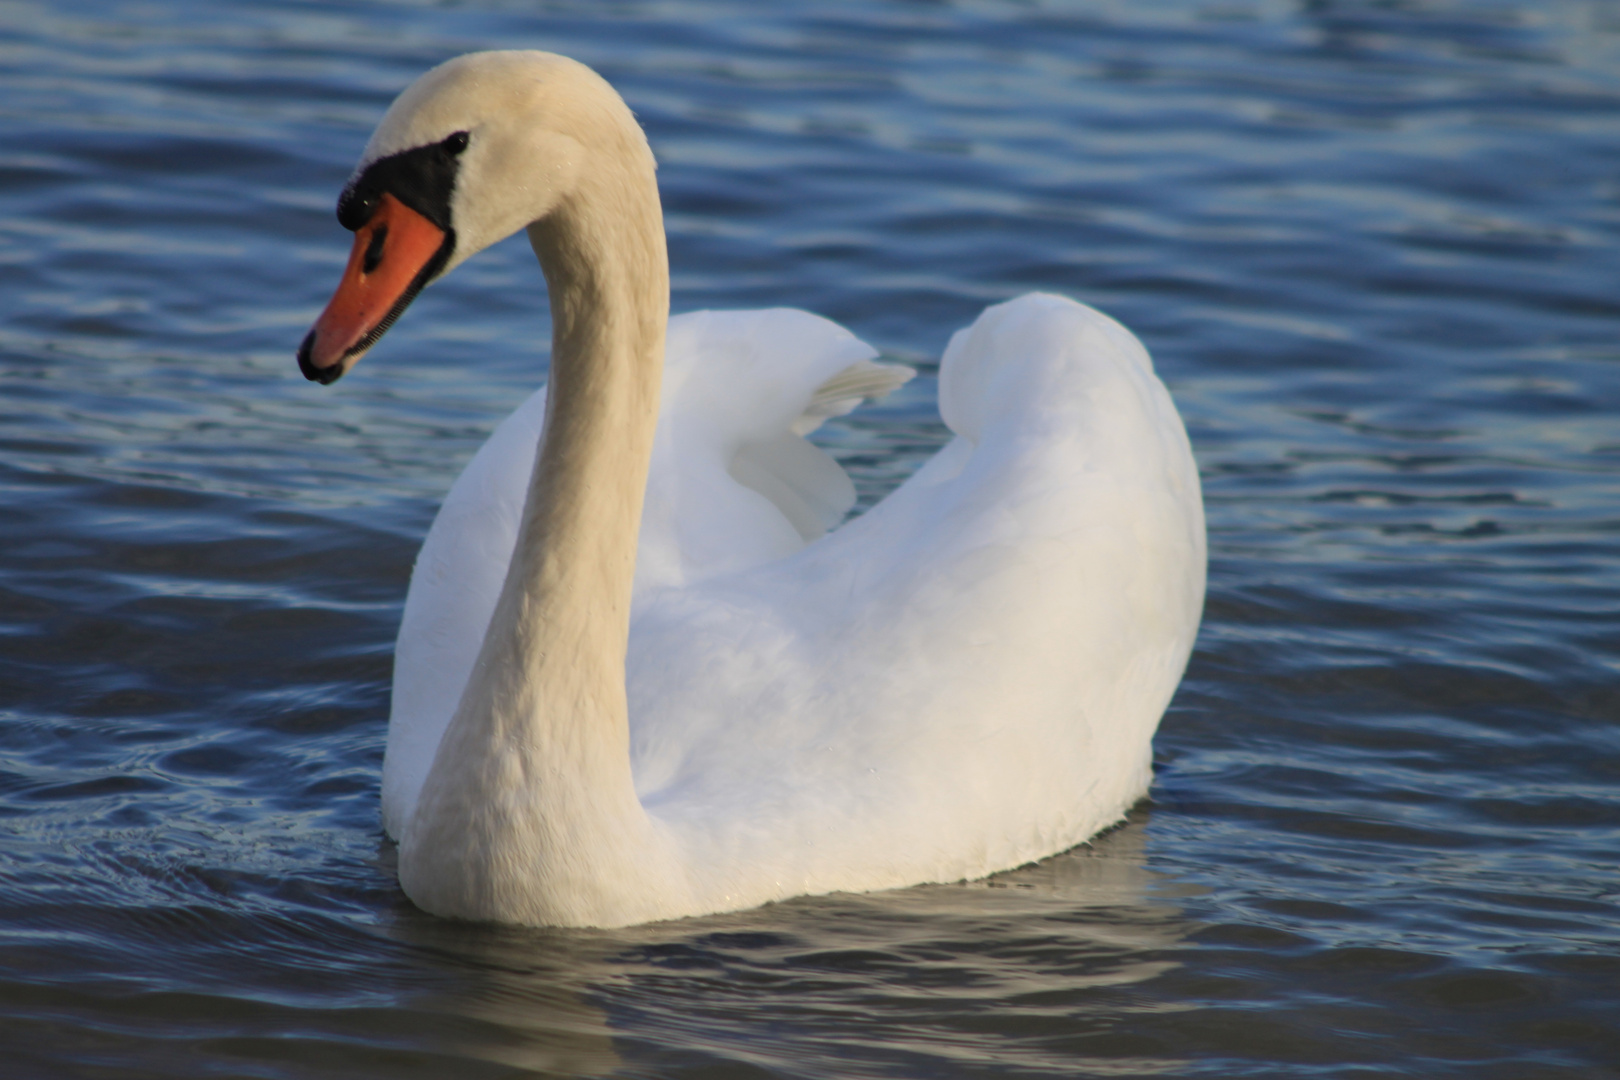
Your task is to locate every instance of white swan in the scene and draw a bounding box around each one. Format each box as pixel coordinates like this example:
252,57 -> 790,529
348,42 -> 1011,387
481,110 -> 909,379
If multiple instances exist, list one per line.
297,50 -> 1205,928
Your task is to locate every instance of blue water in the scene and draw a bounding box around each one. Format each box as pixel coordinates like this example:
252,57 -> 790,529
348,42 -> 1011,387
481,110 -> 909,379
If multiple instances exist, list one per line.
3,1 -> 1619,1076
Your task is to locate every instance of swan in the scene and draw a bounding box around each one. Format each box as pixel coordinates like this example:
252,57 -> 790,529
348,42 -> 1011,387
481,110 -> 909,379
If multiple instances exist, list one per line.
297,50 -> 1205,928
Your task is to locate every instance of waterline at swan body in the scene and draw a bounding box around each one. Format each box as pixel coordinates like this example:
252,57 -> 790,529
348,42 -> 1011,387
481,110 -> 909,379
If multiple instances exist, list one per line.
298,50 -> 1206,928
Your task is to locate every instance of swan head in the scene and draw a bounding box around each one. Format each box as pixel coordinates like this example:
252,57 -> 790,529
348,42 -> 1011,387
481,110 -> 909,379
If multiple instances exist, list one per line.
297,50 -> 652,384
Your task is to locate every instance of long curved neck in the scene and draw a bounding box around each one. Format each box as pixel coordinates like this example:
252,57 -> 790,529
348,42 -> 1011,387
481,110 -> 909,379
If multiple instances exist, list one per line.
518,159 -> 668,715
398,148 -> 678,927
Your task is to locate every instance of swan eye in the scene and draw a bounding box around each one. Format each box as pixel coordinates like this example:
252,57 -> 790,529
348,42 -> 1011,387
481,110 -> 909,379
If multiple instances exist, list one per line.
339,134 -> 463,234
338,190 -> 377,231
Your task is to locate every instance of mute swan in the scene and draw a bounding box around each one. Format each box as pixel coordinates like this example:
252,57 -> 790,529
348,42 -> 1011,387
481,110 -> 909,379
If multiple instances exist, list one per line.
297,50 -> 1205,928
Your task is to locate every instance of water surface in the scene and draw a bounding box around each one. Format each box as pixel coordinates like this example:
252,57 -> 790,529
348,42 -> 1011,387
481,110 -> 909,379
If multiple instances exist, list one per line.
2,1 -> 1619,1076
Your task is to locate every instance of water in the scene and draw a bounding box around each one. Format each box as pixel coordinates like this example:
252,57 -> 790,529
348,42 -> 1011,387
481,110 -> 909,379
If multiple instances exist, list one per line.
3,0 -> 1618,1076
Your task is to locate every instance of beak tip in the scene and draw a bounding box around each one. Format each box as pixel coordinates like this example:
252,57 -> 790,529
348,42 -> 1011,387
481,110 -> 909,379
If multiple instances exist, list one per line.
297,329 -> 343,385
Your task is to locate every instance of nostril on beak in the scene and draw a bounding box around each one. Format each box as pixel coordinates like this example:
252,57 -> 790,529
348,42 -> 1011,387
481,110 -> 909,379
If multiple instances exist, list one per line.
363,225 -> 388,275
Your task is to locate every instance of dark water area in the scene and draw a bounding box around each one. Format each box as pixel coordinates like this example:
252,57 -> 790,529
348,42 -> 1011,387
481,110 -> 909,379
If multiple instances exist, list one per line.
3,0 -> 1619,1076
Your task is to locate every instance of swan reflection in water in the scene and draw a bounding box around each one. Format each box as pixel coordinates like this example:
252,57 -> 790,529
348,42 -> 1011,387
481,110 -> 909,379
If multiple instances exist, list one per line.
383,812 -> 1191,1076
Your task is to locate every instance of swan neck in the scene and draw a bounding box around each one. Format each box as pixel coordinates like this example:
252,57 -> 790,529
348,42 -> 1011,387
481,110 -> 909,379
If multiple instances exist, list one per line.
520,166 -> 668,634
399,144 -> 676,926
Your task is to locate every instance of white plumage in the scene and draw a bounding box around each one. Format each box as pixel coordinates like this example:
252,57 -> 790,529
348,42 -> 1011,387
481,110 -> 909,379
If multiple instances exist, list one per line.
314,51 -> 1204,927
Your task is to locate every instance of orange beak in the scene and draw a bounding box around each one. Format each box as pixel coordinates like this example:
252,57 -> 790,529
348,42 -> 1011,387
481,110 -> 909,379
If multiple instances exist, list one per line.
298,192 -> 451,384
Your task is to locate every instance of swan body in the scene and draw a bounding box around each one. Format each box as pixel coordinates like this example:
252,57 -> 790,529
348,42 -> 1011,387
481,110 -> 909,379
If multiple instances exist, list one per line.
299,51 -> 1205,928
